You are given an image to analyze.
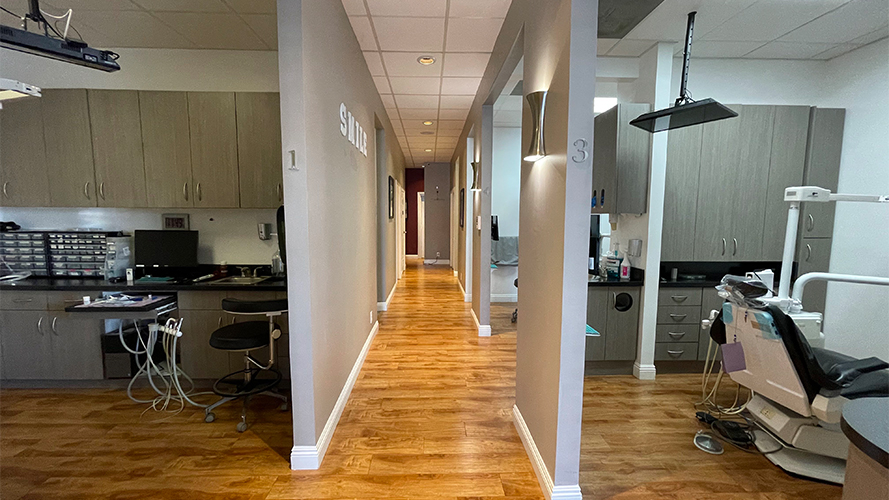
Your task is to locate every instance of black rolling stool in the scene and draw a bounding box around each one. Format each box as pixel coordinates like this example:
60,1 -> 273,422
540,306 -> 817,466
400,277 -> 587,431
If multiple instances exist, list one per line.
204,298 -> 289,432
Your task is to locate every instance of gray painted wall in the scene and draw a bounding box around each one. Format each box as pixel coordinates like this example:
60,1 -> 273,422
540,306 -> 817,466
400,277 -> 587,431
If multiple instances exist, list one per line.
377,126 -> 403,302
450,0 -> 598,489
423,162 -> 451,261
278,0 -> 406,450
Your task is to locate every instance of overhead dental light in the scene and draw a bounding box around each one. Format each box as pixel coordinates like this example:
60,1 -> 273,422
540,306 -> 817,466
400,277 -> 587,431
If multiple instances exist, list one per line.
470,161 -> 481,192
0,78 -> 41,108
524,90 -> 548,161
629,12 -> 737,133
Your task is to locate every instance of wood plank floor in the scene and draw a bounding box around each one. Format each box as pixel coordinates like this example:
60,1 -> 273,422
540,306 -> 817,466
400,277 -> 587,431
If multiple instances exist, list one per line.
1,258 -> 543,499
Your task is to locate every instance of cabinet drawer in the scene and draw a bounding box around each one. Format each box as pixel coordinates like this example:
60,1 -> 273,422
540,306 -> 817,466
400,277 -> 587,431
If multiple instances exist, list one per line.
0,292 -> 47,310
655,342 -> 698,361
46,291 -> 102,311
656,324 -> 700,343
656,306 -> 701,325
658,288 -> 702,306
177,291 -> 224,310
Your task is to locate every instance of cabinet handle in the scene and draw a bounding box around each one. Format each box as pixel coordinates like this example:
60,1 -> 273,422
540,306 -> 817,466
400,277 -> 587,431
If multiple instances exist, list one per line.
217,316 -> 222,328
99,182 -> 106,200
183,182 -> 189,201
667,349 -> 684,358
2,181 -> 8,198
276,183 -> 283,202
51,316 -> 59,336
669,313 -> 687,321
668,332 -> 686,339
12,298 -> 34,303
732,238 -> 738,256
805,244 -> 812,263
197,183 -> 203,202
806,214 -> 814,232
670,295 -> 688,303
36,316 -> 44,336
84,181 -> 92,200
721,238 -> 726,256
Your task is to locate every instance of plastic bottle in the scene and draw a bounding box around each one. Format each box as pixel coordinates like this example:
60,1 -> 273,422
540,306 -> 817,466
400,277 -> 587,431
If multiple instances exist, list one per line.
619,249 -> 631,281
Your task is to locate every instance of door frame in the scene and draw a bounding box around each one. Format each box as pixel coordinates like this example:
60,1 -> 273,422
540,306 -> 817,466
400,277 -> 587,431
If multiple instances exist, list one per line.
417,192 -> 426,260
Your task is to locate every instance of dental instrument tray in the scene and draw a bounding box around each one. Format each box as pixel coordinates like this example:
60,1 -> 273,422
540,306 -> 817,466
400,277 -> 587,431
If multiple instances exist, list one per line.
65,293 -> 177,314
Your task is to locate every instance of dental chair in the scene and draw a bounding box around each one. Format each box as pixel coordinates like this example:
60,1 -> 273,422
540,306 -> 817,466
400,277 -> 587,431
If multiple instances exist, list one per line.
708,277 -> 889,483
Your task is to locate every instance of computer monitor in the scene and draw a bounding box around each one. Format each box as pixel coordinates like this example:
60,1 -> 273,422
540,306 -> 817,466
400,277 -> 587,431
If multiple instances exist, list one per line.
134,230 -> 199,269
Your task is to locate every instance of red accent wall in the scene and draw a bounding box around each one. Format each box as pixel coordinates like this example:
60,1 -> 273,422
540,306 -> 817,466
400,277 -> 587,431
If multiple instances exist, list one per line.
405,168 -> 424,255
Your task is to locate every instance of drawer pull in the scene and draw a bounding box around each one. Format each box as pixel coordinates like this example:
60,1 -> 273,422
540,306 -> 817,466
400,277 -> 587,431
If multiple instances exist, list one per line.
667,349 -> 684,358
670,295 -> 688,302
668,332 -> 686,339
669,313 -> 688,321
12,298 -> 34,303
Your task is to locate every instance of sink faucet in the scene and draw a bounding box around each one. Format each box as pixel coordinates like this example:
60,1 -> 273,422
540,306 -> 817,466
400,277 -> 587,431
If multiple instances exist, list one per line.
238,266 -> 251,278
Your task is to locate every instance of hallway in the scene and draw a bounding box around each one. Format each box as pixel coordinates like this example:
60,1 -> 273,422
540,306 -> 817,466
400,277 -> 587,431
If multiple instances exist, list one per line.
0,259 -> 542,499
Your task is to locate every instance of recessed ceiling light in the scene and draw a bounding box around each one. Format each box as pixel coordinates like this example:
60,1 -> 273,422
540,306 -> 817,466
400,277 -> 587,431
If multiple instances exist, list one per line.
423,120 -> 434,126
417,56 -> 436,65
420,131 -> 434,135
425,149 -> 433,152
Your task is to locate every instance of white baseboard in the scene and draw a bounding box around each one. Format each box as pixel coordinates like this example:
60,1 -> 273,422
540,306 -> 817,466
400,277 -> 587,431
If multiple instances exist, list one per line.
633,362 -> 657,380
376,283 -> 397,312
512,405 -> 582,500
491,293 -> 517,303
453,269 -> 458,276
424,258 -> 450,265
470,307 -> 491,337
290,320 -> 379,470
457,279 -> 471,303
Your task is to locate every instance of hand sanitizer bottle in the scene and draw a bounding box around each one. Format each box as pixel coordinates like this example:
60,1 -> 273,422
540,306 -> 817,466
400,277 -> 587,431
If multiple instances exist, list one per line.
619,249 -> 631,281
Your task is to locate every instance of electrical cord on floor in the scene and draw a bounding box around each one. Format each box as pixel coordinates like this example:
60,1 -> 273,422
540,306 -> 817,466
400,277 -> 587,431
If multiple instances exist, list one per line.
696,411 -> 783,455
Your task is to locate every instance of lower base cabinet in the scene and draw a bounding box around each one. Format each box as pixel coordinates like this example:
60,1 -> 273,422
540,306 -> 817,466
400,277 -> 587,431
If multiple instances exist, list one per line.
585,287 -> 640,362
0,309 -> 102,380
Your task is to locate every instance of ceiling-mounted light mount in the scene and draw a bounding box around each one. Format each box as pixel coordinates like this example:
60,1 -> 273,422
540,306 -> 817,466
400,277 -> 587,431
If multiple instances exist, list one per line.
470,161 -> 481,192
417,55 -> 436,65
423,120 -> 434,126
524,91 -> 548,161
629,12 -> 737,133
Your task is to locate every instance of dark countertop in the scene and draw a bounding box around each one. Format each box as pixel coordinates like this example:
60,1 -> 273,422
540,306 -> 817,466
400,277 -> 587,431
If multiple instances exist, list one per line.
588,277 -> 644,287
0,277 -> 287,292
659,280 -> 722,288
841,398 -> 889,468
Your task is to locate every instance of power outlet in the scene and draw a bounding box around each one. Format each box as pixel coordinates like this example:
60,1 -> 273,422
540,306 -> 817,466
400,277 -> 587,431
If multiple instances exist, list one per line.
436,251 -> 441,258
369,310 -> 373,324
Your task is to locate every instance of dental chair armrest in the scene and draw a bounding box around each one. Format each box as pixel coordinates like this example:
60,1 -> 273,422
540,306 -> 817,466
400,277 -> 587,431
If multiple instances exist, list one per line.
826,357 -> 889,386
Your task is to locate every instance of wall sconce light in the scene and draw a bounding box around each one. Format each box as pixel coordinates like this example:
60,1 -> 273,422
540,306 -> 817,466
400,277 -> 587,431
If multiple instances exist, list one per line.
470,161 -> 481,192
524,90 -> 548,161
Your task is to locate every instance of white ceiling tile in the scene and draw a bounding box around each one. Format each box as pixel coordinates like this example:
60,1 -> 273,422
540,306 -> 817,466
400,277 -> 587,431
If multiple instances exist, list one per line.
131,0 -> 228,12
42,0 -> 139,11
373,17 -> 445,51
442,52 -> 490,77
223,0 -> 276,14
363,52 -> 386,76
389,77 -> 441,94
448,0 -> 511,18
243,14 -> 277,49
811,43 -> 861,59
436,120 -> 465,130
850,24 -> 889,44
439,95 -> 474,108
435,153 -> 453,161
676,40 -> 764,58
403,119 -> 438,129
624,0 -> 758,42
408,138 -> 438,148
367,0 -> 447,17
436,128 -> 464,137
72,10 -> 196,48
373,76 -> 392,94
382,52 -> 443,76
341,0 -> 366,16
441,77 -> 481,95
438,109 -> 469,120
744,41 -> 837,59
398,108 -> 440,119
348,16 -> 378,50
703,0 -> 849,42
597,38 -> 620,55
606,39 -> 656,57
153,12 -> 266,49
779,0 -> 888,44
381,94 -> 397,108
445,17 -> 503,51
395,95 -> 440,108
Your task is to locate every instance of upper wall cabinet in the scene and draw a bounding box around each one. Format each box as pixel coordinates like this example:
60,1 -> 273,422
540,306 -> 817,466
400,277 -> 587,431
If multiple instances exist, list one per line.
88,90 -> 147,208
140,91 -> 194,208
0,98 -> 49,207
592,103 -> 651,215
187,92 -> 241,208
800,108 -> 845,239
236,92 -> 283,209
661,124 -> 702,261
41,90 -> 97,207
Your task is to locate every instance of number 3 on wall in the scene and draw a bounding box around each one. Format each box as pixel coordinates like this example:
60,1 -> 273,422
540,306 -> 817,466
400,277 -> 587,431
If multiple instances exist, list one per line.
572,138 -> 589,163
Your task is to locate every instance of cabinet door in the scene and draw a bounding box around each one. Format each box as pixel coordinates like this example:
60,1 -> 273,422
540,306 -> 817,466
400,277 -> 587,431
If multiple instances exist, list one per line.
187,92 -> 240,208
694,106 -> 741,261
615,103 -> 651,214
730,106 -> 774,261
604,289 -> 639,361
797,238 -> 831,314
88,90 -> 147,207
236,92 -> 283,208
0,97 -> 50,207
41,90 -> 97,207
178,310 -> 233,379
591,107 -> 617,214
0,311 -> 52,379
762,106 -> 809,261
585,288 -> 608,361
49,313 -> 103,379
801,108 -> 844,239
662,125 -> 702,261
140,91 -> 193,208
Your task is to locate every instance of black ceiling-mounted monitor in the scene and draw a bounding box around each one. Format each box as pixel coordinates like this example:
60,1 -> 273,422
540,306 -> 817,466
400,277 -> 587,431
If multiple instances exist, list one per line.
629,98 -> 738,133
